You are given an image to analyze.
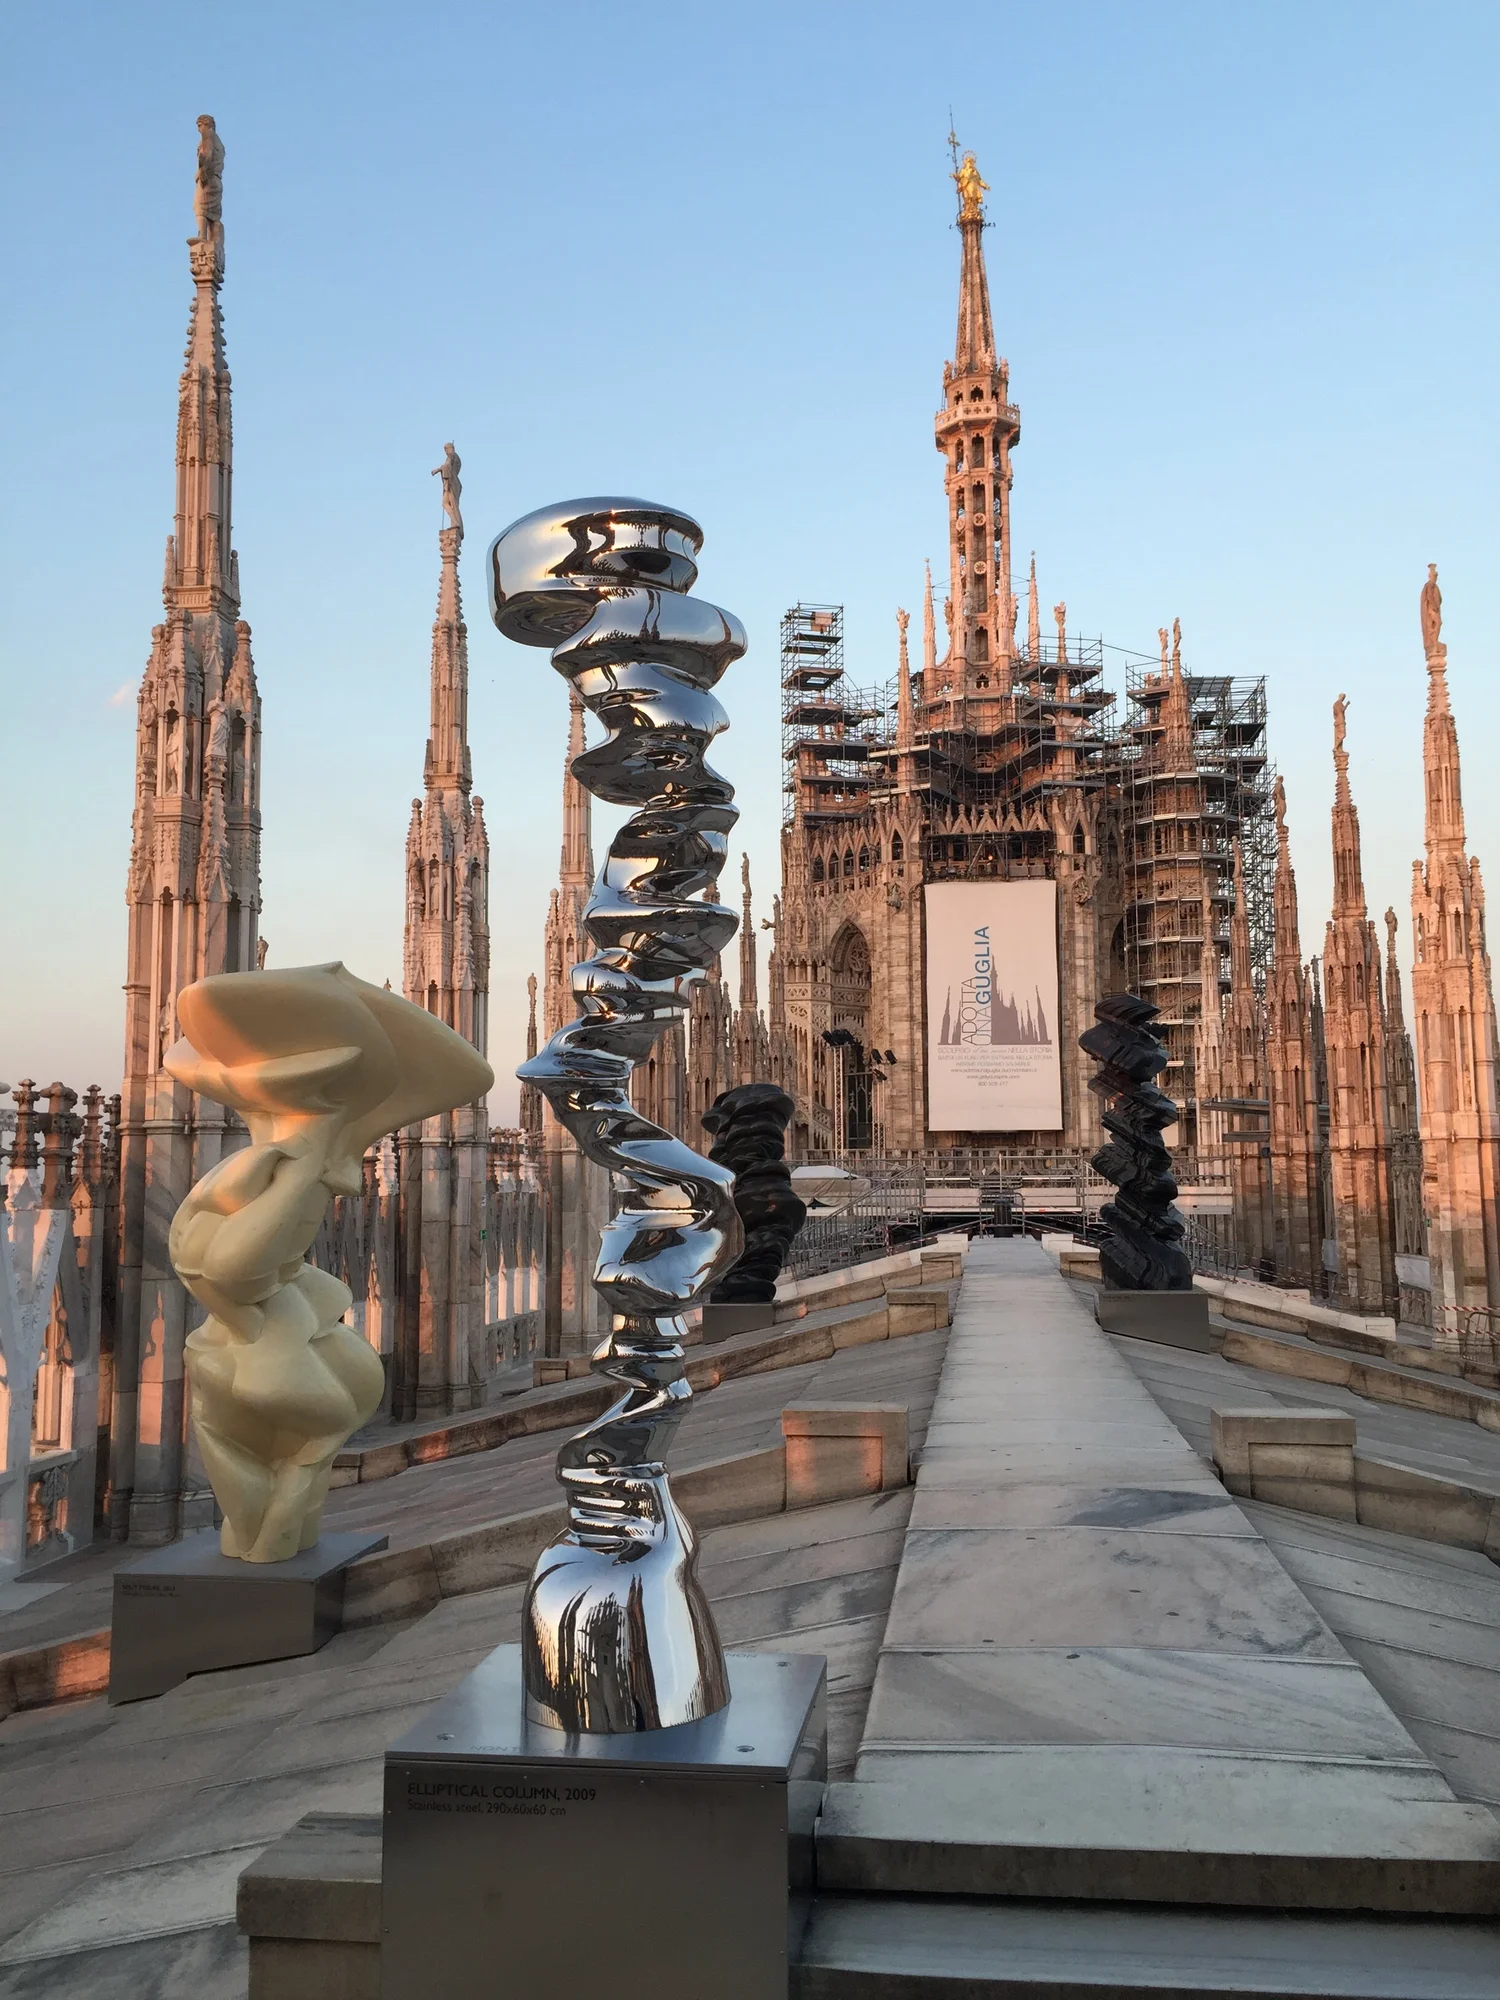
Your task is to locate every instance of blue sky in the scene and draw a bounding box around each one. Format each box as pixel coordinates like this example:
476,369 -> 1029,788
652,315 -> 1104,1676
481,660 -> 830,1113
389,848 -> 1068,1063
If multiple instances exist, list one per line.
2,2 -> 1495,1122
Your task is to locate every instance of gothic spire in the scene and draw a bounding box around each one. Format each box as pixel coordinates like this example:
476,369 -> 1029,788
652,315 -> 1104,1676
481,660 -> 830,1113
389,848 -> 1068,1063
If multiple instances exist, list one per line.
1383,909 -> 1408,1035
1026,554 -> 1040,659
739,853 -> 757,1012
168,115 -> 236,614
560,686 -> 594,892
1330,693 -> 1367,918
951,147 -> 996,375
922,563 -> 937,682
1160,617 -> 1194,771
1419,566 -> 1466,866
423,470 -> 471,794
1272,776 -> 1302,969
937,146 -> 1017,682
896,606 -> 914,751
1230,843 -> 1254,996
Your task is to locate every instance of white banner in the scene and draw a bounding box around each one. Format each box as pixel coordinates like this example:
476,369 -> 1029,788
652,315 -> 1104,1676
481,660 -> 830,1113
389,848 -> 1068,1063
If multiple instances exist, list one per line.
925,880 -> 1062,1133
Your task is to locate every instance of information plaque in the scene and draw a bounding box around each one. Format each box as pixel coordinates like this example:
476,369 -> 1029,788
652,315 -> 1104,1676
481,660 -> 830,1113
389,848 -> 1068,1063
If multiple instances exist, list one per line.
383,1643 -> 826,1998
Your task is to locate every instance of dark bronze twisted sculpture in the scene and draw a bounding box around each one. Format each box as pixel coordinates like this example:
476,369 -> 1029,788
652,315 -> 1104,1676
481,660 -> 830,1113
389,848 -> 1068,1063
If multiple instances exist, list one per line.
491,498 -> 744,1732
1080,993 -> 1194,1293
701,1083 -> 806,1305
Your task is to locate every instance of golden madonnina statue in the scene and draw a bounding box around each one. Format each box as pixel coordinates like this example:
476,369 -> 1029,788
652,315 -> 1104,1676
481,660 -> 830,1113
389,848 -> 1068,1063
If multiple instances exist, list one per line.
954,149 -> 988,220
165,962 -> 493,1562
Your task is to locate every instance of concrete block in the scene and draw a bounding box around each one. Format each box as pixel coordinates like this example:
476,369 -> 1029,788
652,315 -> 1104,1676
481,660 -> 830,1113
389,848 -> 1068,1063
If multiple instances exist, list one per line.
1247,1442 -> 1358,1520
719,1319 -> 838,1379
239,1811 -> 381,2000
339,1545 -> 440,1629
1059,1245 -> 1102,1279
0,1628 -> 112,1718
1349,1361 -> 1480,1424
350,1441 -> 406,1483
1222,1325 -> 1354,1387
428,1505 -> 566,1598
781,1403 -> 909,1507
1210,1406 -> 1356,1494
238,1812 -> 382,1944
828,1304 -> 892,1350
247,1936 -> 379,2000
919,1250 -> 964,1283
673,1445 -> 787,1528
885,1288 -> 947,1338
1094,1287 -> 1219,1351
1353,1455 -> 1500,1553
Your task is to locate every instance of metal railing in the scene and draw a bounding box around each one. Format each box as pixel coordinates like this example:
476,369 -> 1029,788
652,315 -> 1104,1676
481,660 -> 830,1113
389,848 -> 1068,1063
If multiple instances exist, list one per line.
785,1164 -> 927,1279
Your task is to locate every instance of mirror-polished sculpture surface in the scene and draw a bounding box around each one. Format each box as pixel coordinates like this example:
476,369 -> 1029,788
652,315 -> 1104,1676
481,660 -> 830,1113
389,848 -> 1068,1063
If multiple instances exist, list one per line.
492,496 -> 745,1732
166,963 -> 493,1562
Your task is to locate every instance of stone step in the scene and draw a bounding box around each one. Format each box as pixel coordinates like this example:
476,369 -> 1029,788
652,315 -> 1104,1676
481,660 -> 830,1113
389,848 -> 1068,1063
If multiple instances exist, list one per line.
1219,1323 -> 1500,1434
815,1752 -> 1500,1914
795,1893 -> 1500,1997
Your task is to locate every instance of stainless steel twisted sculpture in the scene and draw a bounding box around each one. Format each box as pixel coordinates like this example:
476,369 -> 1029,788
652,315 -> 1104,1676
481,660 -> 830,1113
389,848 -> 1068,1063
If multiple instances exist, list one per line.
490,498 -> 745,1732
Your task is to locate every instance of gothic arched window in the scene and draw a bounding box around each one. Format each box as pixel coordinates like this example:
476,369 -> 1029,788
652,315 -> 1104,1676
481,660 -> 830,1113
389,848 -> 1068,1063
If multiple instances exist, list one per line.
812,855 -> 824,884
890,832 -> 903,862
858,847 -> 869,871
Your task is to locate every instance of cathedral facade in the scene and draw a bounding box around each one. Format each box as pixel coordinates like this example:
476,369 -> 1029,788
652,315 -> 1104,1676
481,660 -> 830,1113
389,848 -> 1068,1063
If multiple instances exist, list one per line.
775,158 -> 1138,1159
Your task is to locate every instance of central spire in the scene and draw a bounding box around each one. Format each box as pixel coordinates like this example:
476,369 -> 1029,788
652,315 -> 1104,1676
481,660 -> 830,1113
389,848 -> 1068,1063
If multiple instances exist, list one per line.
951,148 -> 996,374
936,144 -> 1018,675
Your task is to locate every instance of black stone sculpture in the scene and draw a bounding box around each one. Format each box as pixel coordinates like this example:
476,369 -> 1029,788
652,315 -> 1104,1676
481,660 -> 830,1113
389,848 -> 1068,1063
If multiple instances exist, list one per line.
700,1084 -> 806,1304
1079,994 -> 1194,1293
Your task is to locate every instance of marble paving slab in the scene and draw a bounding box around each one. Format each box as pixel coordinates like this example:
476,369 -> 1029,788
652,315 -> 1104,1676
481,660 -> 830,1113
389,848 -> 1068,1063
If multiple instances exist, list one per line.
831,1237 -> 1500,1910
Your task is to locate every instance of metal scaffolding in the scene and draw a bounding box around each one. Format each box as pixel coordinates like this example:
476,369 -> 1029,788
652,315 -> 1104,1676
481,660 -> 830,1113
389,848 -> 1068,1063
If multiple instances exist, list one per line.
780,604 -> 890,824
1114,664 -> 1276,1105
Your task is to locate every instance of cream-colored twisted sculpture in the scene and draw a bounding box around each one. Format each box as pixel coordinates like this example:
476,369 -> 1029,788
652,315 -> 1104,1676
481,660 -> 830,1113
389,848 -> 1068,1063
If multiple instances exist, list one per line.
166,962 -> 493,1562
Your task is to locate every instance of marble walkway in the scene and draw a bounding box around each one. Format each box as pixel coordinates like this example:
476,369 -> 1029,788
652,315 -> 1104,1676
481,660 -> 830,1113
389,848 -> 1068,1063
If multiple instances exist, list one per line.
817,1236 -> 1500,1909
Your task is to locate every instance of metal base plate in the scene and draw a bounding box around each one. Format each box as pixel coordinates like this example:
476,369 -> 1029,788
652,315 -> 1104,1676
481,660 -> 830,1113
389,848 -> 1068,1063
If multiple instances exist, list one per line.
108,1526 -> 388,1704
1095,1287 -> 1221,1352
383,1644 -> 826,1998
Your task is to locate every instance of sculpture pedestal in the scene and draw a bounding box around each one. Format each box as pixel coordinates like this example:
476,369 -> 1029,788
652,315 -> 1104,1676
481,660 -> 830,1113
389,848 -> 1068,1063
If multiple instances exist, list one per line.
1094,1286 -> 1220,1353
382,1643 -> 826,1999
108,1527 -> 388,1704
700,1301 -> 777,1342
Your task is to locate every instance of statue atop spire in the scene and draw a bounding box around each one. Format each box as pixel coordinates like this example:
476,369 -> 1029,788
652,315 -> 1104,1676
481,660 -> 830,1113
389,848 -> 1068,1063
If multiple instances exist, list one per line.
191,114 -> 225,281
1420,562 -> 1443,660
953,149 -> 989,222
895,605 -> 914,753
433,442 -> 463,541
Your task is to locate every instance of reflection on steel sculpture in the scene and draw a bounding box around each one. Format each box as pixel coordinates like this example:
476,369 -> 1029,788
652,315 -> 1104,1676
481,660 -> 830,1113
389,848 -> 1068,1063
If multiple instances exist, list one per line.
702,1084 -> 806,1304
491,497 -> 745,1732
165,964 -> 494,1562
1080,993 -> 1195,1293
